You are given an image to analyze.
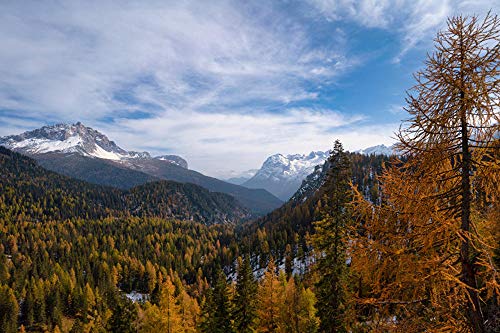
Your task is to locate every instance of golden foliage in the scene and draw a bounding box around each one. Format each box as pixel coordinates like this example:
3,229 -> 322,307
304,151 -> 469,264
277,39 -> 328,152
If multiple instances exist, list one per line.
350,13 -> 499,332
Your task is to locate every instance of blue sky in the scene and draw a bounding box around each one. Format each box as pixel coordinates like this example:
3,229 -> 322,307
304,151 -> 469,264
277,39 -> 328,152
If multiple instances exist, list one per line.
0,0 -> 498,177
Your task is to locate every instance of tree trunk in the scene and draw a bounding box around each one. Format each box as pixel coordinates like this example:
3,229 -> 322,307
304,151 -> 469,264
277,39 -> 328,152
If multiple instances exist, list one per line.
460,98 -> 484,333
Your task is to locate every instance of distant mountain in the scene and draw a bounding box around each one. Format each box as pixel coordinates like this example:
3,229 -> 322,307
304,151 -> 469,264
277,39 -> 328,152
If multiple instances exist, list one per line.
355,144 -> 397,156
243,151 -> 329,201
0,147 -> 248,225
0,123 -> 282,215
0,122 -> 188,168
225,169 -> 259,185
291,145 -> 397,204
155,155 -> 188,169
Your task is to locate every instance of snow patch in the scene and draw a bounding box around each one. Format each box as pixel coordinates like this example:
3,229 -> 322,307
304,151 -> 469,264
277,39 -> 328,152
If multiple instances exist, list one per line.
11,136 -> 83,154
125,291 -> 149,303
90,144 -> 126,160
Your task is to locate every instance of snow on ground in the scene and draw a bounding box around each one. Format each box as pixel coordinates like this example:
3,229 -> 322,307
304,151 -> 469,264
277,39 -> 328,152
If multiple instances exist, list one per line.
11,136 -> 83,154
90,144 -> 126,160
125,291 -> 149,303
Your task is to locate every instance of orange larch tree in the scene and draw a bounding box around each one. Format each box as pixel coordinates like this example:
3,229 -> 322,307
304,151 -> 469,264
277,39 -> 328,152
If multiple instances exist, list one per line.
350,13 -> 499,333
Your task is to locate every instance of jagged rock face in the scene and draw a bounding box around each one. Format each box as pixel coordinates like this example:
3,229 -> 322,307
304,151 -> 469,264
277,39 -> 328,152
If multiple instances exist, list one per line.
0,122 -> 126,158
0,122 -> 187,168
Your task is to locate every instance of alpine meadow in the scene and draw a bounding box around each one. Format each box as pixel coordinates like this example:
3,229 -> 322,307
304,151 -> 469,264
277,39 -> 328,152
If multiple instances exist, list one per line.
0,2 -> 498,333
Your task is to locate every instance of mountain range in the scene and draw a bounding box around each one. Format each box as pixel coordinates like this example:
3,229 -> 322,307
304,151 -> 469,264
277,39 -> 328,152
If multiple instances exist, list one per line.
0,123 -> 282,215
0,122 -> 397,213
241,144 -> 396,201
224,169 -> 259,185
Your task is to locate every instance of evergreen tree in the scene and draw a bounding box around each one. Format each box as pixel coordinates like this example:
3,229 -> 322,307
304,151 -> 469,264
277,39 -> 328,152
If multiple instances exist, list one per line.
349,14 -> 500,332
311,140 -> 353,332
280,277 -> 319,333
109,296 -> 138,333
199,269 -> 234,333
178,289 -> 200,333
395,13 -> 500,333
233,256 -> 258,333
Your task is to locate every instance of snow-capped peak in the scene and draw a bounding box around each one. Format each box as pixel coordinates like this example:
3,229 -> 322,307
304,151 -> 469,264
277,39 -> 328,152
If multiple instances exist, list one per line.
242,150 -> 329,201
355,144 -> 397,156
0,122 -> 129,160
256,151 -> 329,181
0,122 -> 188,167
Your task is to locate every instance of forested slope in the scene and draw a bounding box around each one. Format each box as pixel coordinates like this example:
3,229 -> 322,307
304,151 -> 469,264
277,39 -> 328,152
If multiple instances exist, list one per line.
0,147 -> 248,225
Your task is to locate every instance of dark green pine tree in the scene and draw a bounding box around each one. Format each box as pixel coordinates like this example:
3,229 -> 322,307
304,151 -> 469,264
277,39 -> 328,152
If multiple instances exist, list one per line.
312,140 -> 353,333
232,256 -> 257,333
199,269 -> 234,333
108,296 -> 138,333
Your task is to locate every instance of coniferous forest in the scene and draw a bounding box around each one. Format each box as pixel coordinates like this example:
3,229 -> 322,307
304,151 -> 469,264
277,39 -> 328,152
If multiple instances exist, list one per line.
0,12 -> 499,333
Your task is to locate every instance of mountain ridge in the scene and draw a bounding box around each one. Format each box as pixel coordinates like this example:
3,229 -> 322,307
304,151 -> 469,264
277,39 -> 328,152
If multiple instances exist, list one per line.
241,144 -> 398,201
0,123 -> 283,215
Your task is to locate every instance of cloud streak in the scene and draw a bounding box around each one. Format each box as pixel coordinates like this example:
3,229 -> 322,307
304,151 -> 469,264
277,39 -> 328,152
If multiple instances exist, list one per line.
0,1 -> 353,119
307,0 -> 498,61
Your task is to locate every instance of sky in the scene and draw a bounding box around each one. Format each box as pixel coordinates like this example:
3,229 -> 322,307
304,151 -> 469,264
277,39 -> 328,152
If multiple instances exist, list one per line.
0,0 -> 498,178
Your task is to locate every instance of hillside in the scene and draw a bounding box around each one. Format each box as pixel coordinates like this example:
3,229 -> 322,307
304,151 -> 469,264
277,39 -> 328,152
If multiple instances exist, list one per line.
0,147 -> 248,225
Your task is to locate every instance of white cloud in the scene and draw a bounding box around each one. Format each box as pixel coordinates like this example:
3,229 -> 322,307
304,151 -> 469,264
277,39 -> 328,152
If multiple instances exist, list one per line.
96,108 -> 396,178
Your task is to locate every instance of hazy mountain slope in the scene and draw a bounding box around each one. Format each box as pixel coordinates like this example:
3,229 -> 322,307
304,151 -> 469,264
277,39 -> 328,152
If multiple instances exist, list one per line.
34,152 -> 160,189
225,169 -> 258,185
126,158 -> 283,215
31,152 -> 282,215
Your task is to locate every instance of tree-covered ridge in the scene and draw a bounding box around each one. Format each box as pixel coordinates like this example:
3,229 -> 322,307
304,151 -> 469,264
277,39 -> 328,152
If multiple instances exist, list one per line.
0,147 -> 248,225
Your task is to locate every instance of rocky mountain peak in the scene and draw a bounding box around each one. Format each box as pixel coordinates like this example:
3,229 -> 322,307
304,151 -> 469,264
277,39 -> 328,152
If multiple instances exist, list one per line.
0,122 -> 187,168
